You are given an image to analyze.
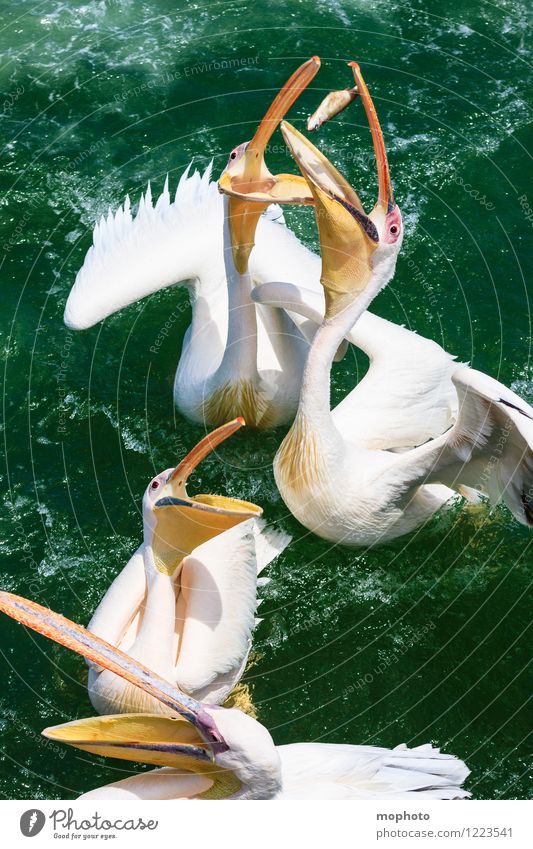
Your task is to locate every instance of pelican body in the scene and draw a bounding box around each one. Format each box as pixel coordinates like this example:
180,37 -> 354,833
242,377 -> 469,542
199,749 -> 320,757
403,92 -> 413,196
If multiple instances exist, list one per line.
65,169 -> 312,429
65,61 -> 323,429
0,592 -> 471,800
86,419 -> 289,714
222,62 -> 533,546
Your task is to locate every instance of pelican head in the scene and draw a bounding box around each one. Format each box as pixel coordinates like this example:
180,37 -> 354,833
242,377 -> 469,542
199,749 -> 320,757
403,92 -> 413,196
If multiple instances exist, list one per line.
279,62 -> 402,317
218,57 -> 320,272
144,418 -> 262,575
43,704 -> 281,799
0,592 -> 281,799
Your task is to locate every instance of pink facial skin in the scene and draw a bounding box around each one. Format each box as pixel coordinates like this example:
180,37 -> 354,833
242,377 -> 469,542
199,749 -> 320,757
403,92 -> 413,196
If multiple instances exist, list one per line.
225,141 -> 249,170
383,206 -> 403,244
145,469 -> 173,504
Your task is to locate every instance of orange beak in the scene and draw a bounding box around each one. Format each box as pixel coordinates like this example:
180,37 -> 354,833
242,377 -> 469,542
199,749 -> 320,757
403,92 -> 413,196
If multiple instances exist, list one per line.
219,57 -> 320,272
349,62 -> 394,213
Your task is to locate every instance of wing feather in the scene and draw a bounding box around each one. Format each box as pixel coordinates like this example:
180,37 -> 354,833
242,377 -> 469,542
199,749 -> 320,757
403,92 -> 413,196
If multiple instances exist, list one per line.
278,742 -> 470,799
408,367 -> 533,524
64,164 -> 221,329
174,519 -> 288,703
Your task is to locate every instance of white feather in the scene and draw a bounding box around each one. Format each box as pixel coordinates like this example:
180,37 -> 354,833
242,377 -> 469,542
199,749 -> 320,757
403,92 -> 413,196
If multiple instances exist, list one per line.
409,367 -> 533,525
175,518 -> 289,702
277,742 -> 470,799
65,163 -> 222,330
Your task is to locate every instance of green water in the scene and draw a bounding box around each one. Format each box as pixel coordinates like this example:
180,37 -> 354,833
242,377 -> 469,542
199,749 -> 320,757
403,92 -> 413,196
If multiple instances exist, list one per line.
0,0 -> 531,800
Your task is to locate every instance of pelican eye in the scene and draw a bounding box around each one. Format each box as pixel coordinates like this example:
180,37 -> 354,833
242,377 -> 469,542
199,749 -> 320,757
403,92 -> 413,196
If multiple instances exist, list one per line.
390,224 -> 398,235
230,150 -> 237,160
151,480 -> 160,490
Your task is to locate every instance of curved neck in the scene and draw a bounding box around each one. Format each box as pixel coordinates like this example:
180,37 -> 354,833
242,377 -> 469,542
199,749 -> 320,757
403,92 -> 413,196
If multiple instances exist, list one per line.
217,197 -> 259,380
299,285 -> 378,429
127,541 -> 179,673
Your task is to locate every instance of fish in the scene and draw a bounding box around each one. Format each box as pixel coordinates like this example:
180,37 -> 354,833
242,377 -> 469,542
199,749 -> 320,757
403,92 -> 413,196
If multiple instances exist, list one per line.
307,86 -> 358,131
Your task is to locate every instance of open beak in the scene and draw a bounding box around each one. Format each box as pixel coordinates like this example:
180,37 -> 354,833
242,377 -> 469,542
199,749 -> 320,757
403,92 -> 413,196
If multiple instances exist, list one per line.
278,63 -> 393,317
0,592 -> 227,757
218,57 -> 320,272
280,120 -> 379,317
349,62 -> 394,215
150,418 -> 262,575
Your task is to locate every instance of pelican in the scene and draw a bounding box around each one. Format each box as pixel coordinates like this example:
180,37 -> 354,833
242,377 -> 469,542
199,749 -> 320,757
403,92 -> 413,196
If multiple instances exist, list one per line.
0,593 -> 470,800
85,418 -> 289,715
224,62 -> 533,546
65,56 -> 460,442
64,60 -> 324,429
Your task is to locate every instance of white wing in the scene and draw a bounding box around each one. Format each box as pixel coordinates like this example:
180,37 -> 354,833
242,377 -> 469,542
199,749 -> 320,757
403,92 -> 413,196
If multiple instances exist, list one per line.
64,165 -> 224,329
278,742 -> 470,799
252,519 -> 291,576
252,281 -> 459,450
175,519 -> 289,703
64,164 -> 320,334
405,367 -> 533,524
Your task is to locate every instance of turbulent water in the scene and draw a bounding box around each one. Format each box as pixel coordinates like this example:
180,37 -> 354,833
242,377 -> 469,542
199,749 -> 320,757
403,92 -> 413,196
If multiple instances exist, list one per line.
0,0 -> 531,799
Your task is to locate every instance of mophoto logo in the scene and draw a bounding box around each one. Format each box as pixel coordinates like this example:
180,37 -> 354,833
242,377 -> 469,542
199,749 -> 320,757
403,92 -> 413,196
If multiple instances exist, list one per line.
20,809 -> 46,837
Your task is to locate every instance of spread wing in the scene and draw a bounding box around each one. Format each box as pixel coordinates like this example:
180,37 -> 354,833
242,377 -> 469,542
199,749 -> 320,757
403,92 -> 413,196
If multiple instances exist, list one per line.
405,367 -> 533,525
64,163 -> 322,334
64,165 -> 223,330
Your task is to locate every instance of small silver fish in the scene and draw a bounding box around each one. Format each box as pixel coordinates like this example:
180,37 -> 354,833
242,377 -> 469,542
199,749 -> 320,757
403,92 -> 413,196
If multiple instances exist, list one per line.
307,86 -> 358,131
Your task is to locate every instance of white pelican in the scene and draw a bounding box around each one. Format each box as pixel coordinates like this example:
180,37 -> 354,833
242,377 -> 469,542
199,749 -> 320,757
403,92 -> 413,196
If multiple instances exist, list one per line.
64,60 -> 323,429
85,417 -> 289,715
225,62 -> 533,546
0,593 -> 471,800
64,55 -> 458,441
65,159 -> 463,447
